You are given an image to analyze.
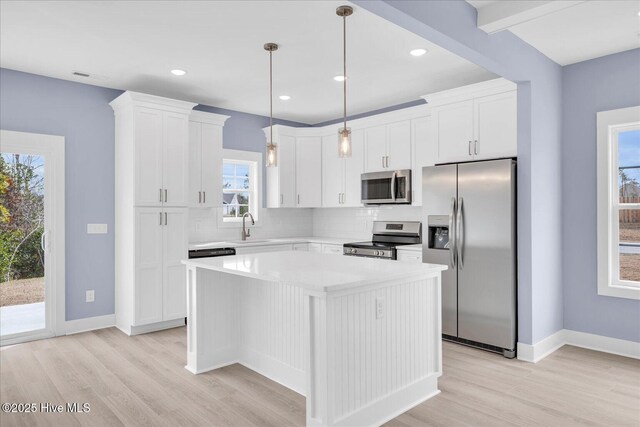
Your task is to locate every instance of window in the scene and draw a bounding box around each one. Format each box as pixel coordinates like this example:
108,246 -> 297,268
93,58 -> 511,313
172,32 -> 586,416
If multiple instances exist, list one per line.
221,150 -> 260,223
597,106 -> 640,299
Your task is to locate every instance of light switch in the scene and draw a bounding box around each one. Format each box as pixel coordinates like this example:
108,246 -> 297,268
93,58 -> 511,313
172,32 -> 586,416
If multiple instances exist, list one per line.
87,223 -> 108,234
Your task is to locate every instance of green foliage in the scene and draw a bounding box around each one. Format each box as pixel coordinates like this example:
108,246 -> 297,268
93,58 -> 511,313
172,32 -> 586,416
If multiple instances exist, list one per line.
0,154 -> 45,282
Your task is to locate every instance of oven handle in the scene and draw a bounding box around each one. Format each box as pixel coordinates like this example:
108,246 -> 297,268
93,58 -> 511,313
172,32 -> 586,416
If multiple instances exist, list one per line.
391,171 -> 397,201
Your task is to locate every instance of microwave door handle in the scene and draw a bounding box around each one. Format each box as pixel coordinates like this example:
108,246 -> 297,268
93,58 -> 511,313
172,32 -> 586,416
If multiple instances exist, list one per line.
391,172 -> 397,201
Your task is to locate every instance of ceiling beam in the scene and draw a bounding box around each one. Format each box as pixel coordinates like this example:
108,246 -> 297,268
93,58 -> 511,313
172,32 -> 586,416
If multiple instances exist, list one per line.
476,0 -> 585,34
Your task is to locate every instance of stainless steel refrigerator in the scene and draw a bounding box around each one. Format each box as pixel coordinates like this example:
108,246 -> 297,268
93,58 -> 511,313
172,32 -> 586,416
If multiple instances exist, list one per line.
422,159 -> 516,358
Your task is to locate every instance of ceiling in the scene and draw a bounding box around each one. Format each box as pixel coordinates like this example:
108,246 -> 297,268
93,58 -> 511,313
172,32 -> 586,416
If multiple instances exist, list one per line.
467,0 -> 640,66
0,1 -> 496,125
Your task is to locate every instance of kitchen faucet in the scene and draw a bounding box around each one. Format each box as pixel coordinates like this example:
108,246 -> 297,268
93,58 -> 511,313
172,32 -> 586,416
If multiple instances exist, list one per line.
242,212 -> 255,241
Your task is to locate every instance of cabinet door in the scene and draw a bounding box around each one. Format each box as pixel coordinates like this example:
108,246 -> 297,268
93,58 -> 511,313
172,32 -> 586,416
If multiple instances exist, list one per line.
411,116 -> 434,206
343,130 -> 364,207
322,244 -> 343,255
434,100 -> 474,164
134,208 -> 163,325
162,208 -> 188,320
364,125 -> 387,172
322,135 -> 344,208
163,112 -> 189,207
386,121 -> 412,170
188,121 -> 202,207
293,243 -> 309,251
200,123 -> 223,208
473,91 -> 517,160
278,135 -> 296,208
134,107 -> 163,207
296,137 -> 322,207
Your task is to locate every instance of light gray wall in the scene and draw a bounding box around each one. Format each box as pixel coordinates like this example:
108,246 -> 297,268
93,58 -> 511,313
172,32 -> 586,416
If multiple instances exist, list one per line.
355,0 -> 564,345
561,49 -> 640,342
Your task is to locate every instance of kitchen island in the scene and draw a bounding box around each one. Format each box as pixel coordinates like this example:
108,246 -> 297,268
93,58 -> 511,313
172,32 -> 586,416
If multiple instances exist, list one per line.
182,251 -> 446,427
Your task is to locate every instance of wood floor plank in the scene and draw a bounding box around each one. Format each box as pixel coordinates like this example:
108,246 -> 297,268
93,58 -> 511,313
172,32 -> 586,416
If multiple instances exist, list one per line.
1,327 -> 638,427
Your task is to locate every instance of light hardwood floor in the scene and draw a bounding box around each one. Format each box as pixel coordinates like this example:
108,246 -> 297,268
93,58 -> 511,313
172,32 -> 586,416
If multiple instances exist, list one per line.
1,326 -> 638,426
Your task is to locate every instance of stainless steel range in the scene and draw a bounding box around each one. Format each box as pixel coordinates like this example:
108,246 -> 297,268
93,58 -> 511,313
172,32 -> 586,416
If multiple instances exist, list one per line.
343,221 -> 421,260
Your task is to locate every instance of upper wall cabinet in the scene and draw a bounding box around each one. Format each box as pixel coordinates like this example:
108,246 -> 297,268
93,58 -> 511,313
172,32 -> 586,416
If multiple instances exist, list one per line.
188,111 -> 230,208
266,133 -> 296,208
364,121 -> 412,172
424,78 -> 517,164
411,116 -> 435,206
111,91 -> 196,207
322,130 -> 364,207
296,136 -> 322,207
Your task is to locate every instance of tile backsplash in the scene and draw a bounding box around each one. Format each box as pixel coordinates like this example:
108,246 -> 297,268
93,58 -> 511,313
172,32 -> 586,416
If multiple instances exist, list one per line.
312,206 -> 422,239
189,205 -> 423,243
189,207 -> 314,243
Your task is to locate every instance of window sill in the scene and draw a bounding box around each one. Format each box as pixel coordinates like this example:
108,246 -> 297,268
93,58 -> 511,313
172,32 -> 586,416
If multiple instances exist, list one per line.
597,282 -> 640,300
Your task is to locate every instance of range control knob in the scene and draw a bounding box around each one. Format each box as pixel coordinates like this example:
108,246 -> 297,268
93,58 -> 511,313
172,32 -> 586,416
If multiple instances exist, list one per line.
351,248 -> 357,254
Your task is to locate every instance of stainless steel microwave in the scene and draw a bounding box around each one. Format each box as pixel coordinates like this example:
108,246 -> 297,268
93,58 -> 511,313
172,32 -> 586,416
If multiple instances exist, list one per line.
361,169 -> 412,205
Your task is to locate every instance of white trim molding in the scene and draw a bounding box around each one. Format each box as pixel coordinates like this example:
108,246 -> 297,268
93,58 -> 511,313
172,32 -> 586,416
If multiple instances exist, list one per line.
65,314 -> 115,335
596,105 -> 640,300
518,329 -> 640,363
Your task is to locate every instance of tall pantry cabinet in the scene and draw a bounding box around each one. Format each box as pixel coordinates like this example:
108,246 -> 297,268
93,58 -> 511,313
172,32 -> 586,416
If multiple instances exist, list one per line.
110,92 -> 196,335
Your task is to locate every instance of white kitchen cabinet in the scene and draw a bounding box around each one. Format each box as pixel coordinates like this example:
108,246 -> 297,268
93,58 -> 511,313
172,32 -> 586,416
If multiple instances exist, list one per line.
234,244 -> 294,255
266,134 -> 296,208
322,243 -> 344,255
293,243 -> 309,251
431,88 -> 517,164
473,91 -> 517,160
295,136 -> 322,207
111,91 -> 196,335
188,111 -> 229,208
322,130 -> 364,207
130,106 -> 191,207
308,243 -> 322,253
411,116 -> 435,206
397,250 -> 422,263
364,121 -> 412,172
134,207 -> 188,326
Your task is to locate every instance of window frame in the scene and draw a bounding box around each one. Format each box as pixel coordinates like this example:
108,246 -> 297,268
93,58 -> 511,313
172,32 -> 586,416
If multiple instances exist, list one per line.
218,149 -> 262,227
596,106 -> 640,300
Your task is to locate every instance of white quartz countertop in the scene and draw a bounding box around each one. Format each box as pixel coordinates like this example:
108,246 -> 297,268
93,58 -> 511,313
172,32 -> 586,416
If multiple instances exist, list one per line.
182,251 -> 446,293
189,236 -> 353,251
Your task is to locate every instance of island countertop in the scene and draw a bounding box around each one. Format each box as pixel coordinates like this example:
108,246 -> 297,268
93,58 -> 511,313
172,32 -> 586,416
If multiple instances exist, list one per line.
182,250 -> 446,293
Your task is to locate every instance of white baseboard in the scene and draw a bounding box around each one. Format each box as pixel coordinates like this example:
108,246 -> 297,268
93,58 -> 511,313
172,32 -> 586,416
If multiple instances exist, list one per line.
65,314 -> 115,335
518,329 -> 640,363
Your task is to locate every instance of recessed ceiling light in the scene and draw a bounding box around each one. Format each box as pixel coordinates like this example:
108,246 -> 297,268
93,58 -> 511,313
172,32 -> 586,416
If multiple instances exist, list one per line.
334,75 -> 347,82
410,48 -> 427,57
279,95 -> 291,100
170,69 -> 187,76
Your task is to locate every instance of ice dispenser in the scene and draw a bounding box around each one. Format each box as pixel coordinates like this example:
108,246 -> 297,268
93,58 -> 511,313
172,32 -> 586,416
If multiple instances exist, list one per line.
427,215 -> 450,250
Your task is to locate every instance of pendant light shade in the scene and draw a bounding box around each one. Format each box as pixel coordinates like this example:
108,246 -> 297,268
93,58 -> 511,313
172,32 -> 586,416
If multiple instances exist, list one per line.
265,42 -> 278,167
337,5 -> 353,158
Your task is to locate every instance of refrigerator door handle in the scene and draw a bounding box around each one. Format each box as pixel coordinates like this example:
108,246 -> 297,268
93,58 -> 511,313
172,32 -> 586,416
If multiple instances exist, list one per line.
449,197 -> 457,268
457,197 -> 464,269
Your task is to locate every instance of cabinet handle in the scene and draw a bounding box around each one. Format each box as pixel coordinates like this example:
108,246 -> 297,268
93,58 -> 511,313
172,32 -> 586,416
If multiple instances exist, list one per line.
159,212 -> 162,225
297,194 -> 300,205
198,191 -> 201,204
281,194 -> 283,205
338,193 -> 341,204
382,156 -> 385,169
468,141 -> 472,156
203,191 -> 206,203
164,189 -> 168,203
342,193 -> 345,204
159,188 -> 162,203
474,140 -> 478,155
164,212 -> 168,225
386,156 -> 389,168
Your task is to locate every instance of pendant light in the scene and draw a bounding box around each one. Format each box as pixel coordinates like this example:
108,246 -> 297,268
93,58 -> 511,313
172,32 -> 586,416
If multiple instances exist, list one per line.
265,42 -> 278,167
337,5 -> 353,158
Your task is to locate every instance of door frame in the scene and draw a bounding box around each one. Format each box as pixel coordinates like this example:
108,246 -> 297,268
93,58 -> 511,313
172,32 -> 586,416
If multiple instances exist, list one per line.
1,129 -> 65,345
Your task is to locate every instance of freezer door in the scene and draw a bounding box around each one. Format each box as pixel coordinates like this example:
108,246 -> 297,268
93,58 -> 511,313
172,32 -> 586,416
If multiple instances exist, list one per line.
457,159 -> 516,350
422,164 -> 458,337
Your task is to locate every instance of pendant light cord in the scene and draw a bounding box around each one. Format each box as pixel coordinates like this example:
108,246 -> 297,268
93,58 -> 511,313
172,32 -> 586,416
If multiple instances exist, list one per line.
343,14 -> 347,132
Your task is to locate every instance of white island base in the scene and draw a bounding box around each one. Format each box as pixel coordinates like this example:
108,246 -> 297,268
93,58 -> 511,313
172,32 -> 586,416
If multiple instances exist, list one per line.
183,251 -> 446,427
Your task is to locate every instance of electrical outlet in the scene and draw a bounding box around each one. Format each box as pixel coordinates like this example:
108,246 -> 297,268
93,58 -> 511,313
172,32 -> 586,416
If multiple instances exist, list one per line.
87,224 -> 108,234
86,290 -> 95,303
376,297 -> 385,319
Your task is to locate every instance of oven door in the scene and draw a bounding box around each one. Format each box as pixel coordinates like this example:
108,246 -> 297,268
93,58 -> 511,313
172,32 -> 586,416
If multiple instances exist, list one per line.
361,170 -> 411,204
